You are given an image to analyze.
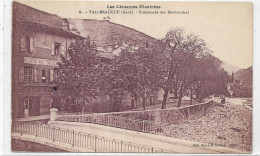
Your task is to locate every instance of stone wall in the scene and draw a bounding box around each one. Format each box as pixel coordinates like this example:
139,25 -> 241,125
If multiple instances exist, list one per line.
99,100 -> 214,124
12,139 -> 67,152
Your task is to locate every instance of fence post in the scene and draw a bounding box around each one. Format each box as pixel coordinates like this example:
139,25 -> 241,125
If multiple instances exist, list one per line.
72,130 -> 74,147
121,141 -> 123,152
94,135 -> 97,152
52,127 -> 55,142
20,124 -> 23,135
35,124 -> 38,138
142,121 -> 145,132
151,147 -> 154,153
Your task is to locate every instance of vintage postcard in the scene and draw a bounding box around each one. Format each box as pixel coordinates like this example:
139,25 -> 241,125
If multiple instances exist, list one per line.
11,0 -> 253,154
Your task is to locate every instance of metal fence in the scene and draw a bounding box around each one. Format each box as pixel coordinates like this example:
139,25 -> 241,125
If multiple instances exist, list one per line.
58,111 -> 93,115
12,123 -> 173,153
56,115 -> 169,134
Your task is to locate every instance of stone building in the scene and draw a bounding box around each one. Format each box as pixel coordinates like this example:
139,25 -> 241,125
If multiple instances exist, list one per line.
12,2 -> 82,118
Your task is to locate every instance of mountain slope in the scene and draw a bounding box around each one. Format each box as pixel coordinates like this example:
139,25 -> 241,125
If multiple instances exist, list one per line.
234,66 -> 252,86
221,61 -> 242,75
68,19 -> 162,48
232,66 -> 253,97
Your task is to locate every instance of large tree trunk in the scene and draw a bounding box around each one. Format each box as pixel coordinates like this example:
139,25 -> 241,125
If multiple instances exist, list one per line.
174,88 -> 178,99
177,86 -> 183,107
174,76 -> 179,99
142,95 -> 146,110
118,97 -> 123,111
190,90 -> 193,105
113,95 -> 119,112
82,97 -> 85,113
161,89 -> 169,109
149,96 -> 153,106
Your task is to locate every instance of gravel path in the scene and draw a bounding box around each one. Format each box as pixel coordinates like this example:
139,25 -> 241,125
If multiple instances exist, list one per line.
163,102 -> 252,151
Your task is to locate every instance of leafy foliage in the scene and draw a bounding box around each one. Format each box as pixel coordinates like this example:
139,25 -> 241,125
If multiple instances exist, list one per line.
54,37 -> 101,111
54,28 -> 232,112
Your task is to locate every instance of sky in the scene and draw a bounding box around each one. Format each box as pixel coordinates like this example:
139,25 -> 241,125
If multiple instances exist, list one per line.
17,1 -> 253,69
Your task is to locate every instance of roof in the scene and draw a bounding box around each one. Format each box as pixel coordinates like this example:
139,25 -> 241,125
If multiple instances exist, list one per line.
13,1 -> 63,28
13,18 -> 82,38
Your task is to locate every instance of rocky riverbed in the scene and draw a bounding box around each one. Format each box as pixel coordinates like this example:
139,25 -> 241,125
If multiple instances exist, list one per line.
163,101 -> 252,152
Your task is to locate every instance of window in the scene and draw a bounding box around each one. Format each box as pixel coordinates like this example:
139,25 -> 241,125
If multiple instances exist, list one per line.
24,37 -> 30,51
24,99 -> 29,109
21,36 -> 34,52
55,43 -> 60,55
24,66 -> 33,82
42,69 -> 46,83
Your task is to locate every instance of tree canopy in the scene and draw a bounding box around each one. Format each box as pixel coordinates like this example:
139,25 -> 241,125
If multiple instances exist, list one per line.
54,28 -> 231,112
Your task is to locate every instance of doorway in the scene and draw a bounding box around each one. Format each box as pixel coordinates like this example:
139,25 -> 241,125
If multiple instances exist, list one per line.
24,99 -> 29,118
22,97 -> 40,118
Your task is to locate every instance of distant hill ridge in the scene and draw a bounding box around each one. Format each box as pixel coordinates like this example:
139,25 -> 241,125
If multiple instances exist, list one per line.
231,66 -> 252,97
221,61 -> 242,75
68,18 -> 162,47
235,66 -> 252,83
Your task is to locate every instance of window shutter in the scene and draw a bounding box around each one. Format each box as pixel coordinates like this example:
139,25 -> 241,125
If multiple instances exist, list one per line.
51,43 -> 55,55
34,68 -> 38,82
50,69 -> 54,83
21,36 -> 25,51
29,37 -> 34,53
19,66 -> 24,82
61,45 -> 65,56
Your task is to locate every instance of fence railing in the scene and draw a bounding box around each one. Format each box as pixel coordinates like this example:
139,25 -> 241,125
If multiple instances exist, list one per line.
12,123 -> 172,153
56,115 -> 169,134
58,111 -> 93,115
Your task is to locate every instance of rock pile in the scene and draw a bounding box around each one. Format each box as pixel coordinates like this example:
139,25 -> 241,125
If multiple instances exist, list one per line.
162,102 -> 252,151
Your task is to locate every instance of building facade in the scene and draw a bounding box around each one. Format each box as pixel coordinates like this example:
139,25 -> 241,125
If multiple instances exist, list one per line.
12,2 -> 81,118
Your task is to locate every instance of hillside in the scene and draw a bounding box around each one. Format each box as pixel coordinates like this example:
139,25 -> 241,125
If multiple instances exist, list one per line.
68,19 -> 162,48
13,1 -> 63,28
235,66 -> 253,86
232,66 -> 253,97
221,61 -> 242,75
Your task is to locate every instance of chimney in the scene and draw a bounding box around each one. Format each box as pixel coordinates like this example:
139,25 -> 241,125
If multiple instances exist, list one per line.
62,18 -> 70,31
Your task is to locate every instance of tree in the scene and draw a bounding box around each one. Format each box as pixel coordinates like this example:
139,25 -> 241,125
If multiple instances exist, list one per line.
54,37 -> 101,112
194,55 -> 230,102
99,50 -> 137,111
160,28 -> 211,108
132,48 -> 164,110
160,28 -> 185,109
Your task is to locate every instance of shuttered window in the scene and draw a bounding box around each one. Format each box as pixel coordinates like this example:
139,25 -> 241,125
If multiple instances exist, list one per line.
55,42 -> 60,55
19,66 -> 24,82
29,37 -> 34,52
24,66 -> 33,82
42,69 -> 46,83
21,36 -> 31,52
34,68 -> 38,82
51,43 -> 55,55
21,36 -> 25,51
50,69 -> 54,83
60,44 -> 65,57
